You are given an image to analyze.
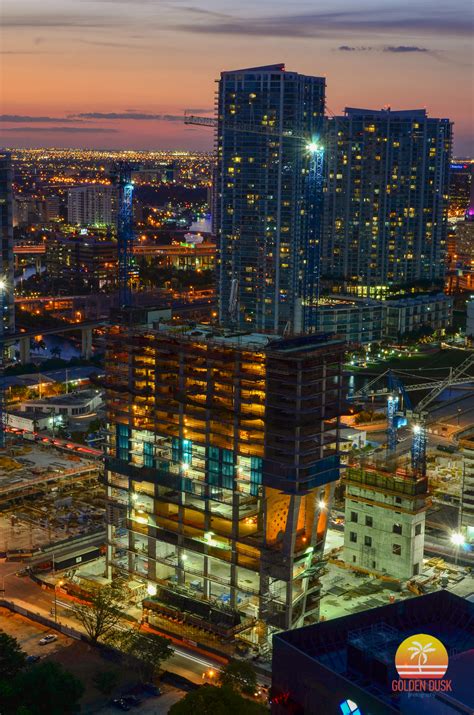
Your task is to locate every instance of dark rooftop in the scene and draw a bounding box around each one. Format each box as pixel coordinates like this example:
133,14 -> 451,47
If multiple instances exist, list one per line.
274,591 -> 474,711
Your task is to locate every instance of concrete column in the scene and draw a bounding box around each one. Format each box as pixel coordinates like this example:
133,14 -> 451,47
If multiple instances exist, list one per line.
19,336 -> 31,364
81,327 -> 93,359
35,256 -> 41,274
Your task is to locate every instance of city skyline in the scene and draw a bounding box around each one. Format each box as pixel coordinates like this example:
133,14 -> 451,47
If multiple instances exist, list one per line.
1,0 -> 472,153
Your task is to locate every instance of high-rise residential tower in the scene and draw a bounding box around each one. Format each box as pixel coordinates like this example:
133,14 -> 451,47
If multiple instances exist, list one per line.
67,184 -> 117,227
322,108 -> 452,297
0,153 -> 15,337
215,64 -> 325,333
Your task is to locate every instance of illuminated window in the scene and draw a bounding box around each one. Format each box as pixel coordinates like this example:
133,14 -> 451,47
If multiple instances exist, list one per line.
340,700 -> 361,715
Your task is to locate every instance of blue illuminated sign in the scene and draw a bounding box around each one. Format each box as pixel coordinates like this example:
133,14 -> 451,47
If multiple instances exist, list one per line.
340,700 -> 361,715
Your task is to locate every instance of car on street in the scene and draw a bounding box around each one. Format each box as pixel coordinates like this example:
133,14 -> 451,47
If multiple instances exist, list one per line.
122,694 -> 142,706
142,683 -> 162,696
38,634 -> 57,646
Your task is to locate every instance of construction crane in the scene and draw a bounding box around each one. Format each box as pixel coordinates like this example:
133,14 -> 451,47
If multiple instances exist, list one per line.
352,354 -> 474,474
386,371 -> 413,453
409,353 -> 474,474
113,162 -> 139,308
184,113 -> 325,329
0,278 -> 6,449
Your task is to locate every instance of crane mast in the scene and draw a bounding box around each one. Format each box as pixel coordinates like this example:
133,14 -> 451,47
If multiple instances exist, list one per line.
114,162 -> 138,309
352,356 -> 474,476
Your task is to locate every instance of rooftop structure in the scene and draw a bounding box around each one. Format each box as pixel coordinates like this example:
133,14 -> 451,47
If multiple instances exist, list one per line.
23,389 -> 103,417
272,590 -> 474,714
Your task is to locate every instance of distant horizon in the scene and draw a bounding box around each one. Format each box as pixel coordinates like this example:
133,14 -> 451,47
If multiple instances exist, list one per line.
1,1 -> 472,154
3,145 -> 473,162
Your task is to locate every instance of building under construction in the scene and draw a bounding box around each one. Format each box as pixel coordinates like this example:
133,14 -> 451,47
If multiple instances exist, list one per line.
103,320 -> 346,645
460,434 -> 474,545
343,461 -> 430,580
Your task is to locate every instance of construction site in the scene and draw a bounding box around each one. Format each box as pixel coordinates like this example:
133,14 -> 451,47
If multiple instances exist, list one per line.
0,439 -> 104,554
332,352 -> 474,605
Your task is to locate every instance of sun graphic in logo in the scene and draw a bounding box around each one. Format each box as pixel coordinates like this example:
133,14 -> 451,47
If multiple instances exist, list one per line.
395,633 -> 448,679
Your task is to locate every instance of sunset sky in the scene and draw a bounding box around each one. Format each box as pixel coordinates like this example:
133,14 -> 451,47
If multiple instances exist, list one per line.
1,0 -> 472,154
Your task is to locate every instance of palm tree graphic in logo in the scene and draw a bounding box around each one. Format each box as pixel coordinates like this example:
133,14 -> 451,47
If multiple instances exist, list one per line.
407,640 -> 436,673
395,633 -> 449,679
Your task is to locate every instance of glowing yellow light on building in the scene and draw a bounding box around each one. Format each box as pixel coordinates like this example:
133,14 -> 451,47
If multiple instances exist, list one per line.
147,583 -> 157,596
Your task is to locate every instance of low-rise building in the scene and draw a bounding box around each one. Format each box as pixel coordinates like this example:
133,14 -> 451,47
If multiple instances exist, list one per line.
315,294 -> 453,345
22,389 -> 103,418
343,463 -> 428,580
6,410 -> 50,433
316,298 -> 384,344
383,294 -> 453,340
132,240 -> 215,271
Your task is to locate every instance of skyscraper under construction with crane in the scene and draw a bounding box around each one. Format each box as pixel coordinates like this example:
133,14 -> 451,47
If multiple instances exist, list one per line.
104,322 -> 345,644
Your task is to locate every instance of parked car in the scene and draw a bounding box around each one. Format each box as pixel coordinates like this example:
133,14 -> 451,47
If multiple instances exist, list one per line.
122,694 -> 142,706
26,654 -> 40,664
39,634 -> 57,646
111,699 -> 130,712
142,683 -> 162,696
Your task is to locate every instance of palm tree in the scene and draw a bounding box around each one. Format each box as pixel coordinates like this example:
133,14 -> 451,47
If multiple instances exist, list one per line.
407,640 -> 436,673
50,345 -> 62,360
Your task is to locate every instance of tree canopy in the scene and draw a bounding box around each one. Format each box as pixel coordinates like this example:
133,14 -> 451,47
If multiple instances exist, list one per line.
9,661 -> 84,715
169,684 -> 267,715
0,630 -> 26,679
70,582 -> 124,643
109,627 -> 174,681
218,659 -> 258,696
0,634 -> 84,715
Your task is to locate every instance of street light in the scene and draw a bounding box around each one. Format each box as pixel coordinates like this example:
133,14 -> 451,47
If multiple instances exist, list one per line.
450,532 -> 465,546
450,532 -> 465,566
53,579 -> 64,623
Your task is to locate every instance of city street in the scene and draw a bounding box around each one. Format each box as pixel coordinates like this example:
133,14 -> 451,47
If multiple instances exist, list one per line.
0,559 -> 234,686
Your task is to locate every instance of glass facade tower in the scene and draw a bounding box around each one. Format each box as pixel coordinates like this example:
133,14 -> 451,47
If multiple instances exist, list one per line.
215,64 -> 325,333
322,108 -> 452,297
